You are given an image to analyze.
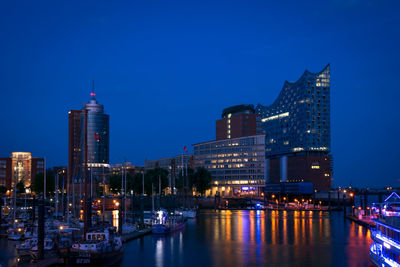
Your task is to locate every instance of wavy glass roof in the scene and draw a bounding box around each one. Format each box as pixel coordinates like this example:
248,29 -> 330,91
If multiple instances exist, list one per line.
256,64 -> 330,157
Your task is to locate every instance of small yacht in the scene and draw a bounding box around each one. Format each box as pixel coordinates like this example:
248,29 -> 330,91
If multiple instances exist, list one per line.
7,228 -> 23,240
29,238 -> 57,260
16,238 -> 38,252
152,210 -> 185,234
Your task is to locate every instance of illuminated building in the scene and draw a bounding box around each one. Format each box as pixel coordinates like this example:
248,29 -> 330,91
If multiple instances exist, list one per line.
68,86 -> 109,198
111,163 -> 144,176
82,91 -> 109,165
0,152 -> 44,190
370,192 -> 400,266
193,135 -> 266,197
216,104 -> 262,140
256,64 -> 332,191
68,110 -> 82,187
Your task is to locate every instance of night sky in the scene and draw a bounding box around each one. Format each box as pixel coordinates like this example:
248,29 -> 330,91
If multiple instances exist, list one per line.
0,0 -> 399,188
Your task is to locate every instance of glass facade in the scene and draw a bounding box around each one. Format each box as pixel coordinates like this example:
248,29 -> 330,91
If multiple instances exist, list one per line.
193,135 -> 265,196
81,97 -> 109,164
256,64 -> 330,156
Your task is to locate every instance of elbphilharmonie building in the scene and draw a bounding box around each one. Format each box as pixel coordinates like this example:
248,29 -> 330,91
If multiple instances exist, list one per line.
256,64 -> 332,191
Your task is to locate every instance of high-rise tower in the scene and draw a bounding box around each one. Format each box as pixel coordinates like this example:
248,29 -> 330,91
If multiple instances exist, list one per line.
81,88 -> 109,165
68,86 -> 109,206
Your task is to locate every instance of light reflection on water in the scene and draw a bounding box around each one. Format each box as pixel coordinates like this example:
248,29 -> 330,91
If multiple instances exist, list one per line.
0,210 -> 373,266
121,210 -> 372,267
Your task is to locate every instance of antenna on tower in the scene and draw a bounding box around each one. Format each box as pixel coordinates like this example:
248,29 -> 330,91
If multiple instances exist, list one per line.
90,79 -> 96,99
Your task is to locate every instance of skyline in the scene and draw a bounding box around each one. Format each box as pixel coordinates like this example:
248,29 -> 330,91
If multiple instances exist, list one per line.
1,1 -> 400,188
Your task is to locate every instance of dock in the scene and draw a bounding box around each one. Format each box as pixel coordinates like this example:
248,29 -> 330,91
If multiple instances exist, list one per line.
121,228 -> 152,243
346,214 -> 376,228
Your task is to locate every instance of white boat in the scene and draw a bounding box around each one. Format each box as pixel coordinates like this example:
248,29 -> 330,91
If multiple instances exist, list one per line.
8,228 -> 23,240
30,238 -> 54,252
29,238 -> 57,260
67,228 -> 123,266
16,238 -> 38,251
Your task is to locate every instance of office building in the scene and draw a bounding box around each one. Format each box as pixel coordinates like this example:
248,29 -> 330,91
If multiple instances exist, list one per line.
193,135 -> 265,196
145,154 -> 193,175
216,104 -> 262,140
0,152 -> 44,191
68,88 -> 109,198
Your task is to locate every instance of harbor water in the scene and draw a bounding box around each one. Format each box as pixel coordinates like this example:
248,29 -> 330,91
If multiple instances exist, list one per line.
0,210 -> 372,267
121,210 -> 372,267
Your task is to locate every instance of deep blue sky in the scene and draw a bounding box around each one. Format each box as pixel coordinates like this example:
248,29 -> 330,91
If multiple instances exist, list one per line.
0,0 -> 399,187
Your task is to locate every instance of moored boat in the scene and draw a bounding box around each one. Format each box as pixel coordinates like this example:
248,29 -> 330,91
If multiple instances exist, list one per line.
152,210 -> 185,234
65,227 -> 123,266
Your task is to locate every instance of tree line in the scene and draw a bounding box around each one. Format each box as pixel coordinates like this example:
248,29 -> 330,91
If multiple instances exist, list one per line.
0,167 -> 212,196
109,166 -> 212,196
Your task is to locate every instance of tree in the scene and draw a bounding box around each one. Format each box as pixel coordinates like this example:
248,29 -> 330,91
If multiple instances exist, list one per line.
109,174 -> 122,194
32,171 -> 55,194
0,186 -> 7,194
175,167 -> 195,193
193,167 -> 212,196
127,173 -> 144,195
144,168 -> 169,195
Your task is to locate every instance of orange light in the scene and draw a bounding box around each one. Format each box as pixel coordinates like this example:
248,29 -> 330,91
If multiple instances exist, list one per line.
349,193 -> 354,197
272,195 -> 275,199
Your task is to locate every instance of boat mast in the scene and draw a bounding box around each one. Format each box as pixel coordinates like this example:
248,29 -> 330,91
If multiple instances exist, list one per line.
124,162 -> 127,224
83,108 -> 88,239
102,165 -> 105,223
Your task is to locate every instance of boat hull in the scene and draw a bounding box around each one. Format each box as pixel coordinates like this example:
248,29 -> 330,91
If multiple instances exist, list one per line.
65,248 -> 123,267
152,222 -> 185,234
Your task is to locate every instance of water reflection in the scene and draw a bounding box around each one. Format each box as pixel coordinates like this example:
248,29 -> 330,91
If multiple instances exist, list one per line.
113,209 -> 119,231
156,238 -> 163,267
121,210 -> 372,267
